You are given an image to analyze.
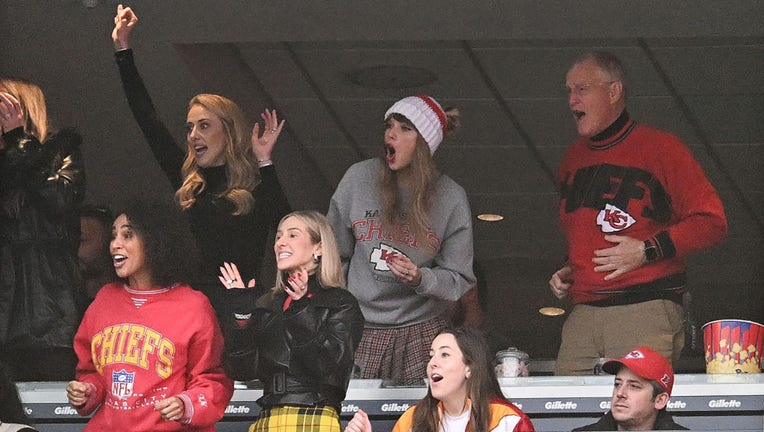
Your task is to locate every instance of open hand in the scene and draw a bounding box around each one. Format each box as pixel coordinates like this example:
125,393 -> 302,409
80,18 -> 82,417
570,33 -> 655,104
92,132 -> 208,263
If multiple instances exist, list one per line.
251,109 -> 285,163
219,262 -> 255,289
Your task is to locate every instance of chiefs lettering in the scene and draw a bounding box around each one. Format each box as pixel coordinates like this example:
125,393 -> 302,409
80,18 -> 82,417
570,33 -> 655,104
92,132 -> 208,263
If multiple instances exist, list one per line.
561,163 -> 672,224
352,217 -> 441,250
91,323 -> 176,378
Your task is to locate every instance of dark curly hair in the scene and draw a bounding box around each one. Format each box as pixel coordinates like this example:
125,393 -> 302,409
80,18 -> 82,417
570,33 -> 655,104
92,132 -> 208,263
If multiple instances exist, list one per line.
113,197 -> 200,287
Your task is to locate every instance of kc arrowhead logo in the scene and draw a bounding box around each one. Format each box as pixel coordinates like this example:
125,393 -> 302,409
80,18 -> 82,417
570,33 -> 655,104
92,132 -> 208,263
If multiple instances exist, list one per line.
596,203 -> 636,232
370,243 -> 405,271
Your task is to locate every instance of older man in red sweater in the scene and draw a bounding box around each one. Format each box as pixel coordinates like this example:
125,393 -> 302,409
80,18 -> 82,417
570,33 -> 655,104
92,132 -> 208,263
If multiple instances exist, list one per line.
549,52 -> 727,375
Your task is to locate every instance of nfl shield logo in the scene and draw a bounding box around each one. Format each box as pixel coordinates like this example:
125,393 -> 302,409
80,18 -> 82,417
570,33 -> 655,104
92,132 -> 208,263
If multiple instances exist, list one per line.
111,369 -> 135,400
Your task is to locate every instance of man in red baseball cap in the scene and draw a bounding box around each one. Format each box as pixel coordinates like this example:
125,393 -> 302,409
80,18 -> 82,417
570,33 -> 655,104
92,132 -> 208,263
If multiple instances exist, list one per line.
573,346 -> 688,430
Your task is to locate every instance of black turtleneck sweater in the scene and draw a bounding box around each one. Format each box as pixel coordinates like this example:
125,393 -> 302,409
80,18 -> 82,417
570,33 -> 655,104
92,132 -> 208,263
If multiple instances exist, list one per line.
116,49 -> 291,313
589,109 -> 631,145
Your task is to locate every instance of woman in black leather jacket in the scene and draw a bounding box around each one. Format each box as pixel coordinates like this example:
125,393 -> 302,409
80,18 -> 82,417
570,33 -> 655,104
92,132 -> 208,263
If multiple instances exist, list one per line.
0,78 -> 86,381
219,210 -> 364,432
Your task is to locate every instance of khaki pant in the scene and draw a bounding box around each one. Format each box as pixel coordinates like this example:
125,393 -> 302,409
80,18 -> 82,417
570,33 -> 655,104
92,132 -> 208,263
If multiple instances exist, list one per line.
554,299 -> 684,375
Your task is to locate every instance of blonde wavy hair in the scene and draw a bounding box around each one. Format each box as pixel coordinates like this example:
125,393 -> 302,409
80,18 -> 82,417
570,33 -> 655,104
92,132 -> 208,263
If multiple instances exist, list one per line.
273,210 -> 345,293
0,78 -> 50,142
380,108 -> 460,243
176,94 -> 259,215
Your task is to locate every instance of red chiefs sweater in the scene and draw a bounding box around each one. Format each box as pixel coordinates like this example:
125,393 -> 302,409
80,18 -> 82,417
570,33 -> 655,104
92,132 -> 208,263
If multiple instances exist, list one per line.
72,283 -> 233,431
557,116 -> 727,304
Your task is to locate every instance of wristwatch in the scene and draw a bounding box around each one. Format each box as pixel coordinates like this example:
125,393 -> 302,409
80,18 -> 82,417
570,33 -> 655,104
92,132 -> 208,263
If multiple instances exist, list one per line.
643,240 -> 659,262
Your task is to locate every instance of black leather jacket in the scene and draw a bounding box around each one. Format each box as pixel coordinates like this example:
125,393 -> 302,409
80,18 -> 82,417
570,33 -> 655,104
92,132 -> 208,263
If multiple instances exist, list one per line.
225,276 -> 364,411
572,409 -> 689,430
0,127 -> 86,350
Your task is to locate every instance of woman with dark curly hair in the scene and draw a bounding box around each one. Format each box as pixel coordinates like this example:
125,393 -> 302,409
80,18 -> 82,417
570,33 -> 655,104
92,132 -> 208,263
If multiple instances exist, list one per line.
65,199 -> 233,432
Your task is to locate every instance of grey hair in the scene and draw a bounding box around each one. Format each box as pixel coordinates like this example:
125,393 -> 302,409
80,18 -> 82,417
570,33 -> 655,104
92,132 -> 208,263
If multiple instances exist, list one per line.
573,51 -> 628,96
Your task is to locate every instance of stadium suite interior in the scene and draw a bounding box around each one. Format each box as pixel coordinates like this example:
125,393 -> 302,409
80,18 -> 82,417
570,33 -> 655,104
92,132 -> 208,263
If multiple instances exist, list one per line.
1,0 -> 761,368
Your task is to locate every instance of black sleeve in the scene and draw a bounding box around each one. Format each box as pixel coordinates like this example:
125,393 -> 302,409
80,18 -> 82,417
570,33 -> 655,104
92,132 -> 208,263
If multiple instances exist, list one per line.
222,289 -> 268,381
115,48 -> 185,189
258,164 -> 292,227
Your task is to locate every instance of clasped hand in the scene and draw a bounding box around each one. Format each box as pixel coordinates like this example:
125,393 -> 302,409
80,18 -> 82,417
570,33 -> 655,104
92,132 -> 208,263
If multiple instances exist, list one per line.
385,254 -> 421,287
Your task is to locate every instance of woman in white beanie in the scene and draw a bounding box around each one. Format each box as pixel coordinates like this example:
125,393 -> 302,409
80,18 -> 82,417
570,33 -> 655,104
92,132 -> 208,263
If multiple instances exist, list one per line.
327,95 -> 476,385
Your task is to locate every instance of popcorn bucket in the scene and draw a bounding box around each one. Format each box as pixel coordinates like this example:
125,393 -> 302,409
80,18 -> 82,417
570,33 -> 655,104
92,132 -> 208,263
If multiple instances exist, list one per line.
702,319 -> 764,374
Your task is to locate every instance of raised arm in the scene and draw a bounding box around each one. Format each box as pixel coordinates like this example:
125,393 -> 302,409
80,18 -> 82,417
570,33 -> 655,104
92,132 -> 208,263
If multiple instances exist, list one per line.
219,262 -> 264,381
251,108 -> 285,166
112,4 -> 136,51
112,4 -> 185,188
251,109 -> 291,225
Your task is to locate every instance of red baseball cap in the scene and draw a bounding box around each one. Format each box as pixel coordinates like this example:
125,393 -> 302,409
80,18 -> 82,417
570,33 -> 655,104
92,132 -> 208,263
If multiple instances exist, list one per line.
602,346 -> 674,395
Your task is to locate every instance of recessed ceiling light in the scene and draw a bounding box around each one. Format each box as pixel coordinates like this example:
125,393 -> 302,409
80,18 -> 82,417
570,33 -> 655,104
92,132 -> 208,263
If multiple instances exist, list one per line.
477,213 -> 504,222
538,307 -> 565,316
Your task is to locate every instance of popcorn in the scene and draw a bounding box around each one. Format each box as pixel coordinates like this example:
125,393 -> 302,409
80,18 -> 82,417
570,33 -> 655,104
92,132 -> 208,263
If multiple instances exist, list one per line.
703,320 -> 763,374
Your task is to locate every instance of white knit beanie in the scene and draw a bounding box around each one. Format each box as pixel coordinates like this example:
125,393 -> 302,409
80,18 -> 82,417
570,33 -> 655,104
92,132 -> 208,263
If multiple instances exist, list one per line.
384,95 -> 447,155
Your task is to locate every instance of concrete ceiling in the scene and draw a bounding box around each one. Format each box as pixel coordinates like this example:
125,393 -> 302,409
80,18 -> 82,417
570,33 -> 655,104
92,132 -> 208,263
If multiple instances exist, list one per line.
2,0 -> 762,362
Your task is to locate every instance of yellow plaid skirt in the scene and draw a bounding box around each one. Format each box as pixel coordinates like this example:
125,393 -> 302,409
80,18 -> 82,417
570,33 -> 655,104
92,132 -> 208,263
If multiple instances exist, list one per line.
249,405 -> 340,432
